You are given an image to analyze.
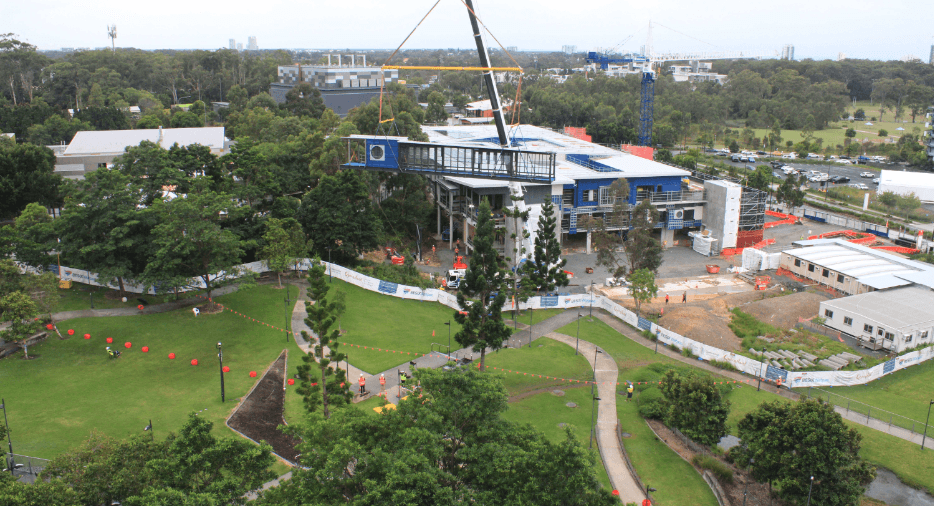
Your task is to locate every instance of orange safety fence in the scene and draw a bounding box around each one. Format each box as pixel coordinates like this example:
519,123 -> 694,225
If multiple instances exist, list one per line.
806,229 -> 880,246
763,210 -> 797,229
721,238 -> 776,257
872,245 -> 920,254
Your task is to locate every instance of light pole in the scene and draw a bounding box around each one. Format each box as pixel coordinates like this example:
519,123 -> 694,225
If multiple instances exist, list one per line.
575,312 -> 582,355
284,283 -> 291,343
589,280 -> 595,318
805,476 -> 815,506
216,342 -> 225,402
144,420 -> 153,441
1,399 -> 13,475
646,485 -> 657,501
742,458 -> 754,506
527,307 -> 533,347
443,321 -> 451,354
589,391 -> 601,449
922,399 -> 934,450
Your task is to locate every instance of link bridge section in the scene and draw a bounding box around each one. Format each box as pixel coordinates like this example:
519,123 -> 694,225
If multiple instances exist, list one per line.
341,135 -> 555,183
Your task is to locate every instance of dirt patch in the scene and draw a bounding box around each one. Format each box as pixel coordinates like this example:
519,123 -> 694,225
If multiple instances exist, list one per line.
227,351 -> 300,464
658,306 -> 741,351
508,384 -> 586,403
738,291 -> 832,330
646,419 -> 786,506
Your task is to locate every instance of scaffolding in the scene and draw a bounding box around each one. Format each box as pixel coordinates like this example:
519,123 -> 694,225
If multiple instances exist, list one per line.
739,187 -> 767,231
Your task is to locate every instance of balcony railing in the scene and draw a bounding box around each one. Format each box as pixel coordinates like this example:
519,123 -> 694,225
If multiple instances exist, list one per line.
636,190 -> 706,203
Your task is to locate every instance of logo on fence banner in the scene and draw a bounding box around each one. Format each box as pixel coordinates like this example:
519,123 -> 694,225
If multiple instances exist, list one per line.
540,296 -> 558,307
378,280 -> 398,295
402,287 -> 428,297
883,358 -> 896,374
637,317 -> 652,331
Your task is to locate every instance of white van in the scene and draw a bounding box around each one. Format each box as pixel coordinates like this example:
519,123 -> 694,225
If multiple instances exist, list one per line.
782,153 -> 797,160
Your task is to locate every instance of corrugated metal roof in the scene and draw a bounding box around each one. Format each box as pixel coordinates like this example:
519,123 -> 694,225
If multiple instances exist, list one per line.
855,274 -> 913,290
784,241 -> 934,287
64,127 -> 226,156
822,285 -> 934,330
894,271 -> 934,290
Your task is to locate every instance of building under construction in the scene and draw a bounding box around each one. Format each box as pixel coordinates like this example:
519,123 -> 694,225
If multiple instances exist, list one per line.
269,56 -> 399,116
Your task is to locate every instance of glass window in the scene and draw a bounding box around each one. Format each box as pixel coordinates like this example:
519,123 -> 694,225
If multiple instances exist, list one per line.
824,309 -> 834,318
905,334 -> 913,343
837,274 -> 845,283
794,259 -> 801,267
885,332 -> 894,341
922,331 -> 930,340
822,269 -> 830,278
844,316 -> 853,326
878,327 -> 885,336
863,324 -> 873,334
808,264 -> 816,272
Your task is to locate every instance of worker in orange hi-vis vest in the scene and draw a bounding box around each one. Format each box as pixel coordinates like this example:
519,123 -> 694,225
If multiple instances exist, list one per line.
379,373 -> 386,392
358,374 -> 367,395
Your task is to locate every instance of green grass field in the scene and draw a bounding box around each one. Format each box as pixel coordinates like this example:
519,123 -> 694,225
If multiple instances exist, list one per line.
328,279 -> 465,374
483,336 -> 594,393
1,284 -> 305,459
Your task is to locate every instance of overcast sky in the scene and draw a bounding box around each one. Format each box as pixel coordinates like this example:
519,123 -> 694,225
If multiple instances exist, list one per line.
7,0 -> 933,61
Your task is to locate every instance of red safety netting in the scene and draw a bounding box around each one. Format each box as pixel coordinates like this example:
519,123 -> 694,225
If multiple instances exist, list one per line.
806,230 -> 879,246
563,126 -> 591,142
872,245 -> 920,254
721,238 -> 775,257
620,144 -> 655,160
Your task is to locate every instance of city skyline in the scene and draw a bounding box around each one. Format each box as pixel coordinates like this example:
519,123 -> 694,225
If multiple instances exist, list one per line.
6,0 -> 933,61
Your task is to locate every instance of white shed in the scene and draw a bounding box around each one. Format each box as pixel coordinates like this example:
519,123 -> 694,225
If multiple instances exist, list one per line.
877,170 -> 934,203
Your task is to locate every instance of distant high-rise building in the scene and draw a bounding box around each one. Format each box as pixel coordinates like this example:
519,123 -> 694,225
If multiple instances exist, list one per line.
562,45 -> 577,54
229,39 -> 236,50
507,46 -> 517,53
237,43 -> 243,51
837,52 -> 846,61
247,36 -> 258,50
781,44 -> 795,60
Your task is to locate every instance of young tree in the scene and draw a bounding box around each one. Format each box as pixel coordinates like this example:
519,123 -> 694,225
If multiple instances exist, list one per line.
296,260 -> 351,418
144,181 -> 244,305
628,268 -> 657,316
11,202 -> 57,271
0,137 -> 61,220
526,196 -> 569,295
453,199 -> 511,371
502,192 -> 532,322
593,177 -> 631,279
260,217 -> 307,287
895,193 -> 921,221
659,370 -> 730,446
733,399 -> 875,506
624,200 -> 664,276
775,175 -> 805,212
0,290 -> 40,358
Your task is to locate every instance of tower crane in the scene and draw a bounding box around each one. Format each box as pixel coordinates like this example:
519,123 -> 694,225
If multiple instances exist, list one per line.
586,22 -> 779,147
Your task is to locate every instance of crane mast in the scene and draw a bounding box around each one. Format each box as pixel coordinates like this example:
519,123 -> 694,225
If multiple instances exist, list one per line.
463,0 -> 510,148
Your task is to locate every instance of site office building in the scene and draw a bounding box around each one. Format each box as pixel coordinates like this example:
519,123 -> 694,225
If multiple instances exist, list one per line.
781,239 -> 934,352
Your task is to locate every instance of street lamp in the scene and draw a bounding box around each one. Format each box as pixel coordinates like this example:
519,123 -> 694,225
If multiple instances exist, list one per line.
757,361 -> 765,392
284,283 -> 291,343
805,476 -> 815,506
742,458 -> 754,506
589,280 -> 595,318
575,312 -> 582,355
646,485 -> 657,500
443,321 -> 451,354
922,399 -> 934,450
143,420 -> 153,441
216,342 -> 225,402
527,307 -> 534,347
589,392 -> 601,449
1,399 -> 13,475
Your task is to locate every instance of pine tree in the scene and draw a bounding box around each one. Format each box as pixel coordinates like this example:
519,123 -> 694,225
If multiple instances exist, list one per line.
296,260 -> 351,418
527,197 -> 569,295
454,199 -> 511,371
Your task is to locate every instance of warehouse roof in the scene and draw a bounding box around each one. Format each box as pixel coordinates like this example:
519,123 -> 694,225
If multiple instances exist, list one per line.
821,285 -> 934,331
64,127 -> 227,156
784,240 -> 934,288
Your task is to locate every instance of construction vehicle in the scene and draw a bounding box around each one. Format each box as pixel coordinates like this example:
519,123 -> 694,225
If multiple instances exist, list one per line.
441,256 -> 469,290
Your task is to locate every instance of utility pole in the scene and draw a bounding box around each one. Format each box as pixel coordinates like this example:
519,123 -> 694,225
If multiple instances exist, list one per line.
1,400 -> 13,475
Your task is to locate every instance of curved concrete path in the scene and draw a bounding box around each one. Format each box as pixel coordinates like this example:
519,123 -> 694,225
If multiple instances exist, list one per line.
544,329 -> 644,503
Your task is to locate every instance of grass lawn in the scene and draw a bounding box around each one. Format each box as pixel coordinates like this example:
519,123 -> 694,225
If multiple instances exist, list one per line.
852,422 -> 934,494
329,279 -> 465,374
502,387 -> 613,491
792,357 -> 934,428
483,337 -> 594,394
1,284 -> 305,459
55,282 -> 162,312
505,308 -> 566,324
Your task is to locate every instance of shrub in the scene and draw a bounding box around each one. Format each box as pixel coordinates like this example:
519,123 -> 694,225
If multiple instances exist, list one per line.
709,360 -> 738,372
669,344 -> 681,353
691,454 -> 734,484
635,387 -> 669,419
682,348 -> 696,359
642,329 -> 657,341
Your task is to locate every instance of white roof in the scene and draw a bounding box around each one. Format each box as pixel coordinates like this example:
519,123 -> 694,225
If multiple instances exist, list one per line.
879,169 -> 934,190
63,127 -> 227,156
784,240 -> 934,288
822,285 -> 934,331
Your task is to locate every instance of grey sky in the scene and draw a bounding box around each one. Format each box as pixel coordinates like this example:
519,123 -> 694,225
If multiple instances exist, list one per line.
6,0 -> 932,61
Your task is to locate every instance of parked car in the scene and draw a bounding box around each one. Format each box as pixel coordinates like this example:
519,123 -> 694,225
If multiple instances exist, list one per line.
830,176 -> 850,184
773,171 -> 782,178
860,172 -> 874,178
781,153 -> 797,160
854,183 -> 869,190
731,154 -> 741,162
872,177 -> 880,184
836,159 -> 852,165
747,156 -> 757,163
738,155 -> 748,162
756,150 -> 767,155
770,160 -> 785,168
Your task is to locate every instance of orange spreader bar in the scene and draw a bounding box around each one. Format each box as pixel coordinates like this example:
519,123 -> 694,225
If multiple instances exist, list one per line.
383,65 -> 522,72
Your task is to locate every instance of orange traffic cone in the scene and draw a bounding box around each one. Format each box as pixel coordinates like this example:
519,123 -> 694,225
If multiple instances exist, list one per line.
432,330 -> 435,337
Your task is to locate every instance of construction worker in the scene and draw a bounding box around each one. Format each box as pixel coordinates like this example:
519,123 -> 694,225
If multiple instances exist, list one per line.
776,376 -> 783,391
665,294 -> 670,305
379,373 -> 386,392
358,374 -> 366,395
626,382 -> 634,402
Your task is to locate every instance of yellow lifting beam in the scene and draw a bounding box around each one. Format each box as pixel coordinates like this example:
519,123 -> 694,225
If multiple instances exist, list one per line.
382,65 -> 522,72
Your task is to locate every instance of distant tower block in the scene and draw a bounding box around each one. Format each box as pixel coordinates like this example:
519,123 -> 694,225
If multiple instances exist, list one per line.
229,39 -> 236,50
781,44 -> 795,60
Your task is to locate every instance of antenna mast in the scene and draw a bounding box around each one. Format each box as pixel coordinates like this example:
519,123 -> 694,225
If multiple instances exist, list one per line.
107,25 -> 117,53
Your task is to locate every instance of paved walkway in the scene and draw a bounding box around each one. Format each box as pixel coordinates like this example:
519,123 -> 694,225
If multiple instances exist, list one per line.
593,311 -> 934,449
544,329 -> 645,503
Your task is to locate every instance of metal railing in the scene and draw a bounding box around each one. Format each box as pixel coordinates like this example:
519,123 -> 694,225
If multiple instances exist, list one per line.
636,190 -> 706,203
805,387 -> 930,436
5,453 -> 50,483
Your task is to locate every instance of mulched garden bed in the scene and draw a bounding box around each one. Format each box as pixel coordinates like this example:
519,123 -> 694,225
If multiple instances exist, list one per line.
227,351 -> 301,464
